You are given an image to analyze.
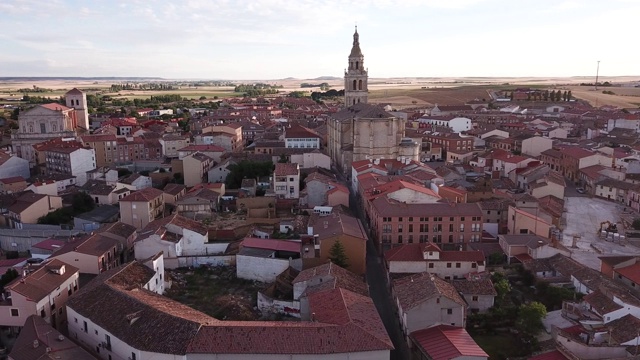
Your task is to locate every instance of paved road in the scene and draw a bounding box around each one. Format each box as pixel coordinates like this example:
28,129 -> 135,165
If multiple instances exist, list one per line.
350,192 -> 411,360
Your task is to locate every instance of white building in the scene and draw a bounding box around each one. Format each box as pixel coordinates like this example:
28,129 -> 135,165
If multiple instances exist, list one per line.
385,243 -> 486,280
45,146 -> 96,186
284,124 -> 321,149
419,115 -> 472,133
273,162 -> 300,199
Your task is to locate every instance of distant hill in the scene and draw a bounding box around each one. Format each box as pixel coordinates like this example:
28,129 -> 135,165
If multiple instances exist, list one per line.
0,77 -> 164,81
312,76 -> 341,81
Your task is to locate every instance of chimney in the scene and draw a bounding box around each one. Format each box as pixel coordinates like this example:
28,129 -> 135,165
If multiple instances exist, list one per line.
33,340 -> 39,348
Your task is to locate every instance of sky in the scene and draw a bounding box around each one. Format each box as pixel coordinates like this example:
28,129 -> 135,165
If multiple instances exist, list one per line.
0,0 -> 638,79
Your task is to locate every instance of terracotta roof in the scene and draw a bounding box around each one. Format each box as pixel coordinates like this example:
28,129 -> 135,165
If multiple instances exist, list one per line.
7,192 -> 47,214
163,183 -> 186,196
561,146 -> 594,159
32,238 -> 66,251
285,124 -> 320,139
371,197 -> 482,218
0,176 -> 25,184
451,278 -> 497,296
527,350 -> 569,360
241,237 -> 301,253
96,222 -> 137,239
119,187 -> 163,202
178,144 -> 225,152
65,88 -> 84,95
582,290 -> 623,315
52,233 -> 119,257
598,255 -> 636,267
7,259 -> 79,302
80,134 -> 117,142
614,262 -> 640,284
9,315 -> 98,360
500,234 -> 549,249
308,211 -> 366,241
40,103 -> 72,111
274,162 -> 299,176
609,314 -> 640,344
410,325 -> 487,360
140,214 -> 208,238
393,272 -> 466,310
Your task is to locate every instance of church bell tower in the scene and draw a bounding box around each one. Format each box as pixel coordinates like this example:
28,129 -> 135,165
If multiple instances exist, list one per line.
344,27 -> 368,107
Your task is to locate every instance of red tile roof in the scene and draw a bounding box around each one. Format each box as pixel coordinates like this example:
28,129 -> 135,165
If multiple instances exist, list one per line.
119,187 -> 164,202
40,103 -> 72,111
560,146 -> 594,159
32,239 -> 66,251
178,144 -> 225,152
241,237 -> 301,253
393,272 -> 466,310
366,179 -> 440,201
615,262 -> 640,285
410,325 -> 488,360
385,243 -> 484,263
0,176 -> 25,184
274,163 -> 299,176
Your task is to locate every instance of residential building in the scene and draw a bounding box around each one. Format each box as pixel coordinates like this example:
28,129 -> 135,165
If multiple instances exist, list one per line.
67,261 -> 392,360
273,162 -> 300,199
236,237 -> 301,282
162,183 -> 187,205
498,234 -> 565,263
451,278 -> 497,313
393,272 -> 467,339
0,176 -> 27,193
506,205 -> 553,238
6,192 -> 63,229
369,197 -> 483,252
30,238 -> 66,258
40,142 -> 96,186
557,146 -> 610,183
118,187 -> 165,229
159,133 -> 191,158
79,134 -> 119,167
81,180 -> 131,206
8,314 -> 98,360
0,152 -> 30,182
182,152 -> 213,187
12,103 -> 79,166
284,123 -> 321,149
410,325 -> 488,360
73,205 -> 121,232
51,233 -> 120,274
176,188 -> 221,217
520,136 -> 553,158
595,178 -> 636,203
384,242 -> 486,280
418,115 -> 472,133
307,211 -> 368,275
198,123 -> 243,152
120,173 -> 152,190
424,133 -> 474,155
134,214 -> 211,268
1,259 -> 79,330
177,144 -> 225,163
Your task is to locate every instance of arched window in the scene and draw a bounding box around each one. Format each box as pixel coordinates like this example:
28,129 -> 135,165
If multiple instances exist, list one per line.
353,80 -> 357,91
353,99 -> 356,105
29,125 -> 33,133
52,123 -> 57,132
358,80 -> 363,90
357,98 -> 360,103
356,61 -> 359,70
76,99 -> 79,106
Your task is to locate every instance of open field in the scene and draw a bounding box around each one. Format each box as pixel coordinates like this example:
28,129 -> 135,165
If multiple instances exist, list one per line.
0,76 -> 639,107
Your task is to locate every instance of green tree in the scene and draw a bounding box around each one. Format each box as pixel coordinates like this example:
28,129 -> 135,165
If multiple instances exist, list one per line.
567,90 -> 572,101
0,268 -> 19,291
72,192 -> 96,213
329,240 -> 349,268
516,301 -> 547,350
509,91 -> 514,101
555,91 -> 562,102
277,154 -> 288,163
494,278 -> 511,302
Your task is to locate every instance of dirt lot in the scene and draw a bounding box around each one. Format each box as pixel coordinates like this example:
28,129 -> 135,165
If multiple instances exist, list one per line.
567,85 -> 640,108
165,265 -> 270,321
369,86 -> 493,107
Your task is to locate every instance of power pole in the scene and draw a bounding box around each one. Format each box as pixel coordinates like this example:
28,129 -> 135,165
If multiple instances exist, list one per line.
595,60 -> 601,90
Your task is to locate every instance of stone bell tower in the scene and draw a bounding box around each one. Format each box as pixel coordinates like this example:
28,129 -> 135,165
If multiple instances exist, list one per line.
344,27 -> 368,107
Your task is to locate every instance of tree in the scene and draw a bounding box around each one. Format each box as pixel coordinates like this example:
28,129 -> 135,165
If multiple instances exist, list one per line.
278,154 -> 288,163
632,218 -> 640,230
550,90 -> 556,101
494,278 -> 511,302
567,90 -> 572,101
71,192 -> 96,213
328,240 -> 349,268
515,301 -> 547,353
563,91 -> 568,102
555,90 -> 562,102
509,91 -> 514,101
0,268 -> 19,291
543,90 -> 549,101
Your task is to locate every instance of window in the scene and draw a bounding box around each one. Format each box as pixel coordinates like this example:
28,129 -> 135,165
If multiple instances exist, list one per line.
472,263 -> 477,268
40,123 -> 46,133
408,224 -> 413,232
408,217 -> 413,221
131,353 -> 137,360
10,309 -> 18,317
428,263 -> 434,268
446,263 -> 452,268
398,224 -> 403,232
472,296 -> 479,302
83,321 -> 88,333
455,263 -> 461,268
398,235 -> 402,243
447,309 -> 453,315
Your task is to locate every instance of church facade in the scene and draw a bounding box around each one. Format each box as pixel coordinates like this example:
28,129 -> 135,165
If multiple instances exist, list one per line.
11,88 -> 87,167
328,29 -> 419,177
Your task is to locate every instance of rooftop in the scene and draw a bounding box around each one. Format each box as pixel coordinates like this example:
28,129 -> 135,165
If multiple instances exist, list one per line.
410,325 -> 488,360
7,259 -> 79,302
274,162 -> 299,176
119,187 -> 164,202
393,272 -> 466,311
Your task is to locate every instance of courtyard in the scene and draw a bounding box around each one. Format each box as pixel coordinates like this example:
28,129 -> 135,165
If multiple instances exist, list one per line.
561,196 -> 640,269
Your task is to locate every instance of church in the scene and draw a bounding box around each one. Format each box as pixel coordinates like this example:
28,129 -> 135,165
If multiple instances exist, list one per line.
328,28 -> 420,177
11,88 -> 89,167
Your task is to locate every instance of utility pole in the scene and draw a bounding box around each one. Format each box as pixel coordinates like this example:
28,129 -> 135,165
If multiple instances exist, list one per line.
595,60 -> 601,90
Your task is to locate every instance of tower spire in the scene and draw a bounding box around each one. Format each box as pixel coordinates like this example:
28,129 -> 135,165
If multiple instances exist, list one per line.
344,27 -> 368,107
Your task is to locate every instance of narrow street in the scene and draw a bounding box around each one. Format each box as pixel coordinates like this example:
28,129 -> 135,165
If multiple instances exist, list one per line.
350,191 -> 411,360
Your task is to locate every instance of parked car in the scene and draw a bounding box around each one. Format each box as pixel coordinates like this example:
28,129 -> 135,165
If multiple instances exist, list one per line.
576,188 -> 586,194
26,258 -> 44,264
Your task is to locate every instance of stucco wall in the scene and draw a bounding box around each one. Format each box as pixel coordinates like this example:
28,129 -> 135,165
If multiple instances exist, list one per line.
236,255 -> 290,282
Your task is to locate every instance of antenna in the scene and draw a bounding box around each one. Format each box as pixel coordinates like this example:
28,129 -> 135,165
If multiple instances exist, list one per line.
595,60 -> 601,91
